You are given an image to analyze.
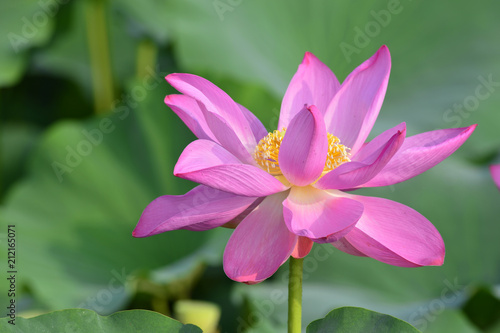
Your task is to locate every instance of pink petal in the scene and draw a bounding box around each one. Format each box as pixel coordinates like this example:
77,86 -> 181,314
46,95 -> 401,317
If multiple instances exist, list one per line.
282,186 -> 364,242
335,194 -> 445,267
331,238 -> 366,257
279,105 -> 328,186
223,192 -> 297,283
324,45 -> 391,155
362,125 -> 477,188
291,236 -> 314,259
279,52 -> 340,129
174,140 -> 288,197
221,197 -> 265,229
200,107 -> 255,164
351,122 -> 406,162
491,164 -> 500,190
166,73 -> 256,150
238,103 -> 268,142
315,124 -> 406,190
164,94 -> 217,142
132,185 -> 258,237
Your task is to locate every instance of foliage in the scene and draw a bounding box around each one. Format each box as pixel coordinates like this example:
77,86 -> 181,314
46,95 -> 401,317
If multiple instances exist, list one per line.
1,0 -> 499,331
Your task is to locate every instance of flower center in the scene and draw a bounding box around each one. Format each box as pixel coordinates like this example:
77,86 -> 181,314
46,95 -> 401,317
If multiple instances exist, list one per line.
253,129 -> 350,176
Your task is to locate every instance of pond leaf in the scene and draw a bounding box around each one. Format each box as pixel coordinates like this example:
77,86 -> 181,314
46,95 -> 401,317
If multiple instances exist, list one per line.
0,308 -> 202,333
307,307 -> 420,333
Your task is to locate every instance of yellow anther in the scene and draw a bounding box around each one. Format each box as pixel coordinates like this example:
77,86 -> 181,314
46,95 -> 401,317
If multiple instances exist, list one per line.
324,133 -> 351,173
254,129 -> 286,175
253,129 -> 350,176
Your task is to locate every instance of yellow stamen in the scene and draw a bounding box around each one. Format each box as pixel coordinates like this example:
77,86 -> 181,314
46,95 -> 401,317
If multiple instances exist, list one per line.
253,129 -> 286,175
253,129 -> 350,176
324,133 -> 351,173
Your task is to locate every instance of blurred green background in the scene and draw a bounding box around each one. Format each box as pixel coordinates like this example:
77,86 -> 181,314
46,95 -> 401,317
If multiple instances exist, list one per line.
1,0 -> 500,332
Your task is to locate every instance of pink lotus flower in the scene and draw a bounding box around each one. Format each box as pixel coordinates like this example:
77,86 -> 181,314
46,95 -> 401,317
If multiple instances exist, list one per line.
133,45 -> 476,284
491,164 -> 500,189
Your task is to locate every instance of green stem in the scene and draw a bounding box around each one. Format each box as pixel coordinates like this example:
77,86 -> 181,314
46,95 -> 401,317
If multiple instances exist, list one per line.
136,39 -> 158,79
288,257 -> 303,333
84,0 -> 115,114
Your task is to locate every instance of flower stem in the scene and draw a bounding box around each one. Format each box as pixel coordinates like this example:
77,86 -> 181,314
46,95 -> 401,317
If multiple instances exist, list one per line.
136,38 -> 158,80
84,0 -> 115,114
288,257 -> 303,333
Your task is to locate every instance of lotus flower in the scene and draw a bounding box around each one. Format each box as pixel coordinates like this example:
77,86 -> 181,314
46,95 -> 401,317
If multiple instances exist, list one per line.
133,45 -> 476,284
491,164 -> 500,189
